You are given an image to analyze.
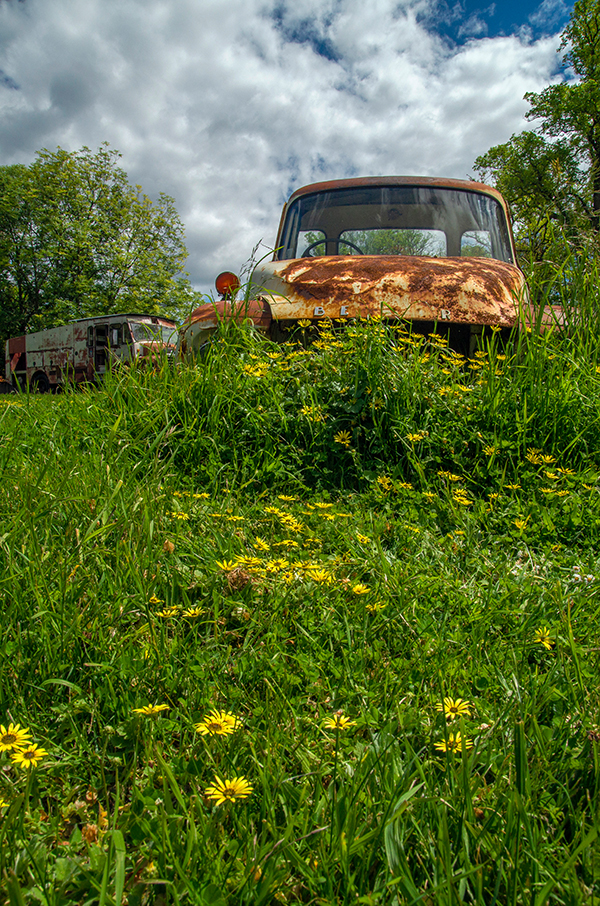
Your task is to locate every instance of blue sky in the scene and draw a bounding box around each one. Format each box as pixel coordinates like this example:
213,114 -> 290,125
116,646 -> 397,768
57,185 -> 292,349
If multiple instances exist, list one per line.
433,0 -> 572,42
0,0 -> 575,292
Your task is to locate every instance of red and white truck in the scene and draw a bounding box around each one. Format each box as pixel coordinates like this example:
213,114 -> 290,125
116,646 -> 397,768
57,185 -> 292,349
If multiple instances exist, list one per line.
4,313 -> 177,392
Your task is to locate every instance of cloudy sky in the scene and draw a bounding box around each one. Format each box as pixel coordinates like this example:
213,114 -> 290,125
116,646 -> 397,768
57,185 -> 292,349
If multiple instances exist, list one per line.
0,0 -> 572,294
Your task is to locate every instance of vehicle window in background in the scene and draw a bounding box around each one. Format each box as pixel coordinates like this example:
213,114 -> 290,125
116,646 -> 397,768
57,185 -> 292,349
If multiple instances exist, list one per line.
341,228 -> 446,256
461,230 -> 493,257
297,230 -> 326,255
278,186 -> 513,263
129,323 -> 177,345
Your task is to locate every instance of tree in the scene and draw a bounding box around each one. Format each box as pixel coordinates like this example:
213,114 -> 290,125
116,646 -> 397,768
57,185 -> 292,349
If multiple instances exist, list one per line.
474,0 -> 600,274
0,144 -> 198,345
302,228 -> 442,256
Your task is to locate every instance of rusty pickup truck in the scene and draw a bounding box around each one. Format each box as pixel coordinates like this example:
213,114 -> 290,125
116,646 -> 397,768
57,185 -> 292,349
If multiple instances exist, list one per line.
5,313 -> 177,392
180,176 -> 538,356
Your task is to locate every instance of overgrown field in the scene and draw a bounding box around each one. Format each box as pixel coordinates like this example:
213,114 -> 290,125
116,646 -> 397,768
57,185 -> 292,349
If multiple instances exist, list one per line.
1,317 -> 600,905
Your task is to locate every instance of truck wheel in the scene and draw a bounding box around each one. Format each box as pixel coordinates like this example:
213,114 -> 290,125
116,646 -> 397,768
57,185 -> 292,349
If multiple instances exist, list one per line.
32,372 -> 50,393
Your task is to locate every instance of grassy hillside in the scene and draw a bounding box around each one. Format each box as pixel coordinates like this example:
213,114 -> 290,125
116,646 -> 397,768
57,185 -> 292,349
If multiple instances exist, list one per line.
0,315 -> 599,904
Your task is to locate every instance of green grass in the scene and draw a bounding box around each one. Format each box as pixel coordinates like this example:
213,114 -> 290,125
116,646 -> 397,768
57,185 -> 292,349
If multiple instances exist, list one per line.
0,314 -> 600,904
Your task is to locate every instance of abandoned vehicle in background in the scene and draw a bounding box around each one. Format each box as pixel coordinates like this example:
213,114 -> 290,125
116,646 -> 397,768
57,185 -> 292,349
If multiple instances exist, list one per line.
5,314 -> 177,392
180,176 -> 555,356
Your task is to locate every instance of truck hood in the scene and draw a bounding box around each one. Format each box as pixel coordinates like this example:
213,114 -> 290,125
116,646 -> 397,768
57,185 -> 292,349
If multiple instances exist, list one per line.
250,255 -> 527,326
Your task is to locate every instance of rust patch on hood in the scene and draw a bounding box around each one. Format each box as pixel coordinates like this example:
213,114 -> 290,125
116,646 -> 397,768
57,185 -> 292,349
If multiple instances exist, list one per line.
184,298 -> 272,330
252,255 -> 526,327
180,298 -> 272,353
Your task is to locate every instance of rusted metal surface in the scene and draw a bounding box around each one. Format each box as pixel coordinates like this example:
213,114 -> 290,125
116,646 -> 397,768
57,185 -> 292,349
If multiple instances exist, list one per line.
250,255 -> 526,327
179,299 -> 272,355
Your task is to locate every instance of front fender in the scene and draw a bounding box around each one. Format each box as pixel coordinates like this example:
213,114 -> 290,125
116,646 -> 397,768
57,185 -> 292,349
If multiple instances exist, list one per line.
178,298 -> 273,355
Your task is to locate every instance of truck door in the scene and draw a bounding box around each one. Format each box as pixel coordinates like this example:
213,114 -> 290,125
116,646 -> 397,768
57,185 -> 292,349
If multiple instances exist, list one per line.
87,324 -> 109,374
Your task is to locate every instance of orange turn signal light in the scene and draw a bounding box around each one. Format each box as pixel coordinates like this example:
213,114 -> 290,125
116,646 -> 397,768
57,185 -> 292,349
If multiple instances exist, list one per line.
215,271 -> 241,298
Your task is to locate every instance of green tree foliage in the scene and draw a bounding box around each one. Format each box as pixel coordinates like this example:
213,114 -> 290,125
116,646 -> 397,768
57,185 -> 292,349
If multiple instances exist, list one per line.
0,144 -> 198,344
302,228 -> 442,256
474,0 -> 600,276
343,228 -> 443,256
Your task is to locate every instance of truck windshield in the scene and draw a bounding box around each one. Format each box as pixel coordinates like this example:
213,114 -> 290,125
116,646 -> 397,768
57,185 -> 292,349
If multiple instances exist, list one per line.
129,322 -> 177,345
277,186 -> 513,263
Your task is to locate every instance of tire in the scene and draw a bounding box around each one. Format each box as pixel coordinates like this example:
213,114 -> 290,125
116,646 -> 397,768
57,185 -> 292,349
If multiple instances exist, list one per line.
32,372 -> 51,393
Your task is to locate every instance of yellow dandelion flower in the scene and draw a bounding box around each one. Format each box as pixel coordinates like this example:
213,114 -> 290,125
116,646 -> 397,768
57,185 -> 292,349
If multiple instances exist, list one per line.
453,493 -> 472,506
504,483 -> 521,491
513,516 -> 530,531
132,704 -> 170,716
157,607 -> 179,618
278,494 -> 297,501
366,602 -> 387,613
434,732 -> 473,753
438,471 -> 463,482
541,455 -> 556,464
356,533 -> 371,543
297,319 -> 311,328
557,467 -> 575,476
435,697 -> 471,720
0,724 -> 32,753
11,744 -> 48,769
334,430 -> 352,446
300,404 -> 325,422
526,448 -> 543,465
182,607 -> 204,618
308,569 -> 332,584
194,710 -> 240,736
377,476 -> 393,491
148,595 -> 163,605
205,774 -> 253,805
254,537 -> 270,551
352,583 -> 370,595
322,714 -> 356,730
314,502 -> 333,509
534,627 -> 554,650
406,432 -> 426,442
216,559 -> 237,571
192,492 -> 210,499
235,556 -> 263,568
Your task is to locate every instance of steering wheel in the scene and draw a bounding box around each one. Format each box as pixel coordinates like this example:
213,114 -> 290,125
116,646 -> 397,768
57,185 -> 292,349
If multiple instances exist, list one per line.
302,238 -> 364,257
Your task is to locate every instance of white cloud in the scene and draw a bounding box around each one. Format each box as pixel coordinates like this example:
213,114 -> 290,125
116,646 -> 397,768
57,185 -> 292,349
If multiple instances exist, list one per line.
528,0 -> 570,31
0,0 -> 564,294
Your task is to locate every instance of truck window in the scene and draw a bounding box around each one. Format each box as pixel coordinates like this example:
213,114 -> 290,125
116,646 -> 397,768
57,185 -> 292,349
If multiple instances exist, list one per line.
87,327 -> 94,347
111,325 -> 122,346
461,230 -> 493,257
278,186 -> 513,262
341,228 -> 446,256
96,326 -> 108,347
129,322 -> 177,345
